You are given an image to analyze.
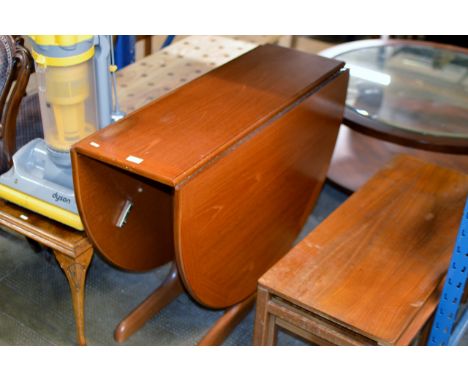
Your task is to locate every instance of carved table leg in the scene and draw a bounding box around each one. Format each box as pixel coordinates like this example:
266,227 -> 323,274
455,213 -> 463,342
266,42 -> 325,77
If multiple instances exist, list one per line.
198,293 -> 256,346
54,247 -> 93,346
114,262 -> 183,343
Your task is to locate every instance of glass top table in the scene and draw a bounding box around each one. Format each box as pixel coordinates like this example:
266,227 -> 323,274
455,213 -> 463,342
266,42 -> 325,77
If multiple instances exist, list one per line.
321,39 -> 468,154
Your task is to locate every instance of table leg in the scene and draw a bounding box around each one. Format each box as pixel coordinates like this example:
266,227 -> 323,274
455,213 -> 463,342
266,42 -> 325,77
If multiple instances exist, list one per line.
417,313 -> 435,345
253,287 -> 277,345
198,293 -> 256,346
114,262 -> 183,343
54,247 -> 93,346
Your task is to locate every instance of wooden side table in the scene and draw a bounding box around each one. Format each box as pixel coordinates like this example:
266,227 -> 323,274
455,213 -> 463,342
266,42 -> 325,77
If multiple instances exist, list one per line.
0,199 -> 92,345
254,155 -> 468,346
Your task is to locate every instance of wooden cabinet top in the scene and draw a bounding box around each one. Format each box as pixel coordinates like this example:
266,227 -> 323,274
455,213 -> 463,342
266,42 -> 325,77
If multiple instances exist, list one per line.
73,44 -> 343,187
259,155 -> 468,345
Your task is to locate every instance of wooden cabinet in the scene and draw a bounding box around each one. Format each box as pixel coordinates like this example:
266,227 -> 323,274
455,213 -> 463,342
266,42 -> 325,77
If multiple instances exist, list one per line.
71,44 -> 348,312
254,155 -> 468,345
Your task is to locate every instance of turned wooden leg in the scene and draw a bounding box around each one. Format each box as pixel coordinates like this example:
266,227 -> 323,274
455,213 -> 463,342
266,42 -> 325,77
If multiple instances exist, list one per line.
253,287 -> 277,345
114,262 -> 183,343
198,293 -> 256,346
54,247 -> 93,346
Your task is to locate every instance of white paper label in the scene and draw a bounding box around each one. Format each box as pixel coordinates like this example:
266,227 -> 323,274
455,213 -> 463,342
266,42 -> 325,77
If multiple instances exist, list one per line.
126,155 -> 144,164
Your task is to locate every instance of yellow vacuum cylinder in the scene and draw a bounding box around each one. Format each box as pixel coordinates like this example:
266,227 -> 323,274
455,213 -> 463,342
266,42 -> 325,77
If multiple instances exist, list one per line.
45,62 -> 90,150
33,36 -> 99,153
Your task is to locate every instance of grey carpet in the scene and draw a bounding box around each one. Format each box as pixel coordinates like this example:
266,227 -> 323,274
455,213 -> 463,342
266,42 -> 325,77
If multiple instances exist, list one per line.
0,182 -> 466,346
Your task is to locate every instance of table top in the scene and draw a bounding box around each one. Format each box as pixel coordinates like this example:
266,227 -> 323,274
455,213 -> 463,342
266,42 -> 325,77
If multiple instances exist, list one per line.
321,39 -> 468,153
259,155 -> 468,344
77,44 -> 344,187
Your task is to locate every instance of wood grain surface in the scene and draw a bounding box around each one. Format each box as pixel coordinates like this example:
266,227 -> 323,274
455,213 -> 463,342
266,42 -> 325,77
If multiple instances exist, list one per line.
73,44 -> 344,187
259,155 -> 468,344
176,72 -> 348,307
71,154 -> 175,271
72,44 -> 348,306
0,199 -> 89,257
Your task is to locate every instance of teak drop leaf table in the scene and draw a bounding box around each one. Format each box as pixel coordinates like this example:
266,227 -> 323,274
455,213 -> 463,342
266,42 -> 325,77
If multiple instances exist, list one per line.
72,43 -> 349,344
